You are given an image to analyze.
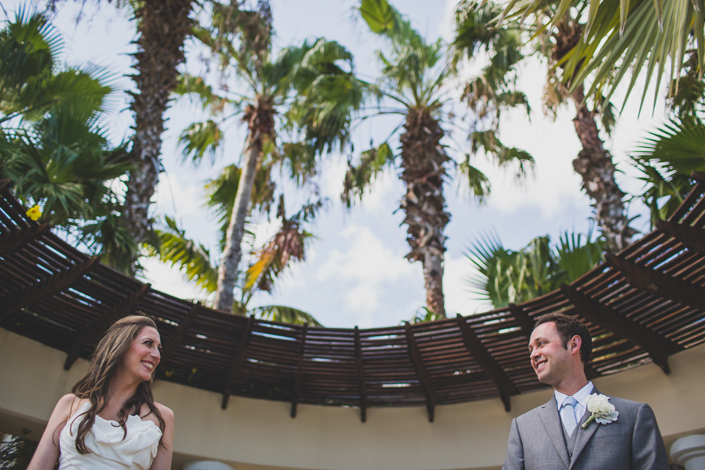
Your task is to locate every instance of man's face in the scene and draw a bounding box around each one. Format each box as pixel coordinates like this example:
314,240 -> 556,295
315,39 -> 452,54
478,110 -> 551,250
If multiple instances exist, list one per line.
528,322 -> 578,387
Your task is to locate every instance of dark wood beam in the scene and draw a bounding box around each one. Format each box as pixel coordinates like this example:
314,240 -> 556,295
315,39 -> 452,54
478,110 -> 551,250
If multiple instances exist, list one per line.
0,256 -> 98,323
606,253 -> 705,312
221,315 -> 254,410
404,322 -> 436,422
160,303 -> 200,362
656,220 -> 705,256
456,315 -> 516,412
354,326 -> 368,423
560,284 -> 677,374
508,303 -> 534,339
0,223 -> 49,255
64,283 -> 150,370
692,171 -> 705,184
291,323 -> 309,418
0,179 -> 12,191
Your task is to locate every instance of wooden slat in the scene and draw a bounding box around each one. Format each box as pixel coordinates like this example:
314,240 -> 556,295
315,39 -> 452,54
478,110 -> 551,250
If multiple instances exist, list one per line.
221,315 -> 254,410
606,253 -> 705,312
508,303 -> 534,339
404,322 -> 436,422
560,284 -> 677,374
656,220 -> 705,256
160,303 -> 200,361
0,223 -> 49,255
0,256 -> 99,323
64,283 -> 151,370
354,326 -> 368,423
692,171 -> 705,184
456,315 -> 516,412
291,323 -> 309,418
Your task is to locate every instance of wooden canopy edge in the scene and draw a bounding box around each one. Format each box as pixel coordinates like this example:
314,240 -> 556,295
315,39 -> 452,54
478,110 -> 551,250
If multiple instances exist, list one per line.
1,179 -> 705,418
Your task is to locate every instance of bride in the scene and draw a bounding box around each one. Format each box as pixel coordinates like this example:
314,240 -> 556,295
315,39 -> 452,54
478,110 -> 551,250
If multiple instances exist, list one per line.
28,315 -> 175,469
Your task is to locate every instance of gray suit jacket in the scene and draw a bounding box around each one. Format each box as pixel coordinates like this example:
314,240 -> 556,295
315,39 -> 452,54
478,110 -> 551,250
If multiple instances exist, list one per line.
502,388 -> 669,470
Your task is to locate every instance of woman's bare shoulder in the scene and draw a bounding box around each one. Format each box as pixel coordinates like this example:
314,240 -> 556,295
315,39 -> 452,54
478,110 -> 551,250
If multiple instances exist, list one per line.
48,394 -> 86,425
154,402 -> 174,423
140,401 -> 174,426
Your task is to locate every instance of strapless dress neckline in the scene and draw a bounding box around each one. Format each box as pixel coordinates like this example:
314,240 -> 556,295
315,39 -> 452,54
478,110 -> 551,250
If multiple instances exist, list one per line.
59,401 -> 162,469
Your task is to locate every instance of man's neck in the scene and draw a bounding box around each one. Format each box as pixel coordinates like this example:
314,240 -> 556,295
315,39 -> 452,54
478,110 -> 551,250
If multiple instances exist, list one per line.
553,375 -> 589,396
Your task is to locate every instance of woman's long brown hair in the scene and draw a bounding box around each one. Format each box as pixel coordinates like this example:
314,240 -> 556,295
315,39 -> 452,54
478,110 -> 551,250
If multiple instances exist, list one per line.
69,315 -> 166,454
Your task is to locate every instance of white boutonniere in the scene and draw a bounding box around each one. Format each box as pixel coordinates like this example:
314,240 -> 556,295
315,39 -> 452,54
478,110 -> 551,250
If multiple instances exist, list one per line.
581,394 -> 619,429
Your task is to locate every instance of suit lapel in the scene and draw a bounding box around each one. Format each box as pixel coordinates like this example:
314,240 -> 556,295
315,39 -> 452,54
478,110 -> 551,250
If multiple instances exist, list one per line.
569,387 -> 601,469
538,395 -> 570,470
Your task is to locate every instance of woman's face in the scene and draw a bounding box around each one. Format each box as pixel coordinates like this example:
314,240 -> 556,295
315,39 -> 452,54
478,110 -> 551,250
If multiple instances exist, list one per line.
121,326 -> 161,382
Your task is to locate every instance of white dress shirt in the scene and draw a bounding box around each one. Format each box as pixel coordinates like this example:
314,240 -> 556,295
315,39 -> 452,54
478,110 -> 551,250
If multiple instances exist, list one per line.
554,381 -> 594,425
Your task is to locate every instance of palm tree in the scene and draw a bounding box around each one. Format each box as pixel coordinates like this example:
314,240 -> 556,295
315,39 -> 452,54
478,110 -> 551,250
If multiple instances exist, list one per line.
466,229 -> 604,309
345,0 -> 534,317
47,0 -> 198,275
0,10 -> 136,272
147,190 -> 325,325
458,1 -> 634,251
176,2 -> 361,312
451,0 -> 533,162
552,0 -> 704,108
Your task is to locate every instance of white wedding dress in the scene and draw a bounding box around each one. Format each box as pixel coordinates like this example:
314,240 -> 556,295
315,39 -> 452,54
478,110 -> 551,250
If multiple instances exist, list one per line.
59,401 -> 162,470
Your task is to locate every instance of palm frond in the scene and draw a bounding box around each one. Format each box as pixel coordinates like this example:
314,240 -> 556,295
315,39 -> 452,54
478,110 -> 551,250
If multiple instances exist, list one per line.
250,305 -> 322,326
634,118 -> 705,174
148,216 -> 218,293
342,141 -> 395,207
178,120 -> 224,164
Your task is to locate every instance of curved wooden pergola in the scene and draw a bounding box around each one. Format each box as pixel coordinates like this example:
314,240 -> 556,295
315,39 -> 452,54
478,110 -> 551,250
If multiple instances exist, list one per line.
1,175 -> 704,423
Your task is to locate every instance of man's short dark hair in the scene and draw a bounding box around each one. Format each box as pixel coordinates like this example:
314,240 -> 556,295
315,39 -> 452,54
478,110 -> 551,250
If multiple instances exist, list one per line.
534,313 -> 592,364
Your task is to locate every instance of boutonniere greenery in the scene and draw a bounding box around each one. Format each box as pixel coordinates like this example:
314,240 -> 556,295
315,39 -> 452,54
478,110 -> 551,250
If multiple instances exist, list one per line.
581,394 -> 619,429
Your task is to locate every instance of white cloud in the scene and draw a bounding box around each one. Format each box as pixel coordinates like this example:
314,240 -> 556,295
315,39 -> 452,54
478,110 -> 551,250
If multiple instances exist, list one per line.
316,224 -> 415,283
443,253 -> 488,316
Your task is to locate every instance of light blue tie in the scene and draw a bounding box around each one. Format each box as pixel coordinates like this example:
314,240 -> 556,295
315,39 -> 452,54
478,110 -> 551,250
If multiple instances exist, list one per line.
561,396 -> 578,437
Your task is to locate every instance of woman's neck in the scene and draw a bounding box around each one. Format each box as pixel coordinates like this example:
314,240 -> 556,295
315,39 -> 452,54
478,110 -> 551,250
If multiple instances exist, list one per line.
105,371 -> 141,414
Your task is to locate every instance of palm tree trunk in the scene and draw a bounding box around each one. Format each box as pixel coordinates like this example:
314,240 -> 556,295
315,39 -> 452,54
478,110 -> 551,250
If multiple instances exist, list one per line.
570,85 -> 633,250
400,109 -> 451,317
214,138 -> 261,312
123,0 -> 194,274
551,18 -> 634,251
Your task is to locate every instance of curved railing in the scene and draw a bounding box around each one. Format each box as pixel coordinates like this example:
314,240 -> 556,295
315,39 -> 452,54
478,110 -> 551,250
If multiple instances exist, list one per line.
1,175 -> 704,422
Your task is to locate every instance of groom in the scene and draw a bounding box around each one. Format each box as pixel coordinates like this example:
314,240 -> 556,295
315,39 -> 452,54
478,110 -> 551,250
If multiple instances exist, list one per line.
502,313 -> 669,469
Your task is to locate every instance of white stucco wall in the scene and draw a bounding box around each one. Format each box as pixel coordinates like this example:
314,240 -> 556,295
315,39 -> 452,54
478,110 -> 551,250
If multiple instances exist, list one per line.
1,328 -> 703,470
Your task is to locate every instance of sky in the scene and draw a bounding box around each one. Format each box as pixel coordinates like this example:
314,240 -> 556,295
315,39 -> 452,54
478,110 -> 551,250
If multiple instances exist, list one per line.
3,0 -> 670,328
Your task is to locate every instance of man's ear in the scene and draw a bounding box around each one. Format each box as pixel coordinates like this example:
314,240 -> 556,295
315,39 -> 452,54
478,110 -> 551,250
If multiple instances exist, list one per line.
569,335 -> 582,355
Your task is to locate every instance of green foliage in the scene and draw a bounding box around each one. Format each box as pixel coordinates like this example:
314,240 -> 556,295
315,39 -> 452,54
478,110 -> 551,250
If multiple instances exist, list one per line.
632,159 -> 696,228
500,0 -> 705,108
0,9 -> 110,123
249,305 -> 322,326
203,163 -> 275,251
0,431 -> 37,469
451,1 -> 534,187
178,120 -> 224,164
634,118 -> 705,174
147,216 -> 218,294
410,306 -> 446,323
342,142 -> 394,206
466,230 -> 604,309
0,11 -> 134,273
457,154 -> 491,202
